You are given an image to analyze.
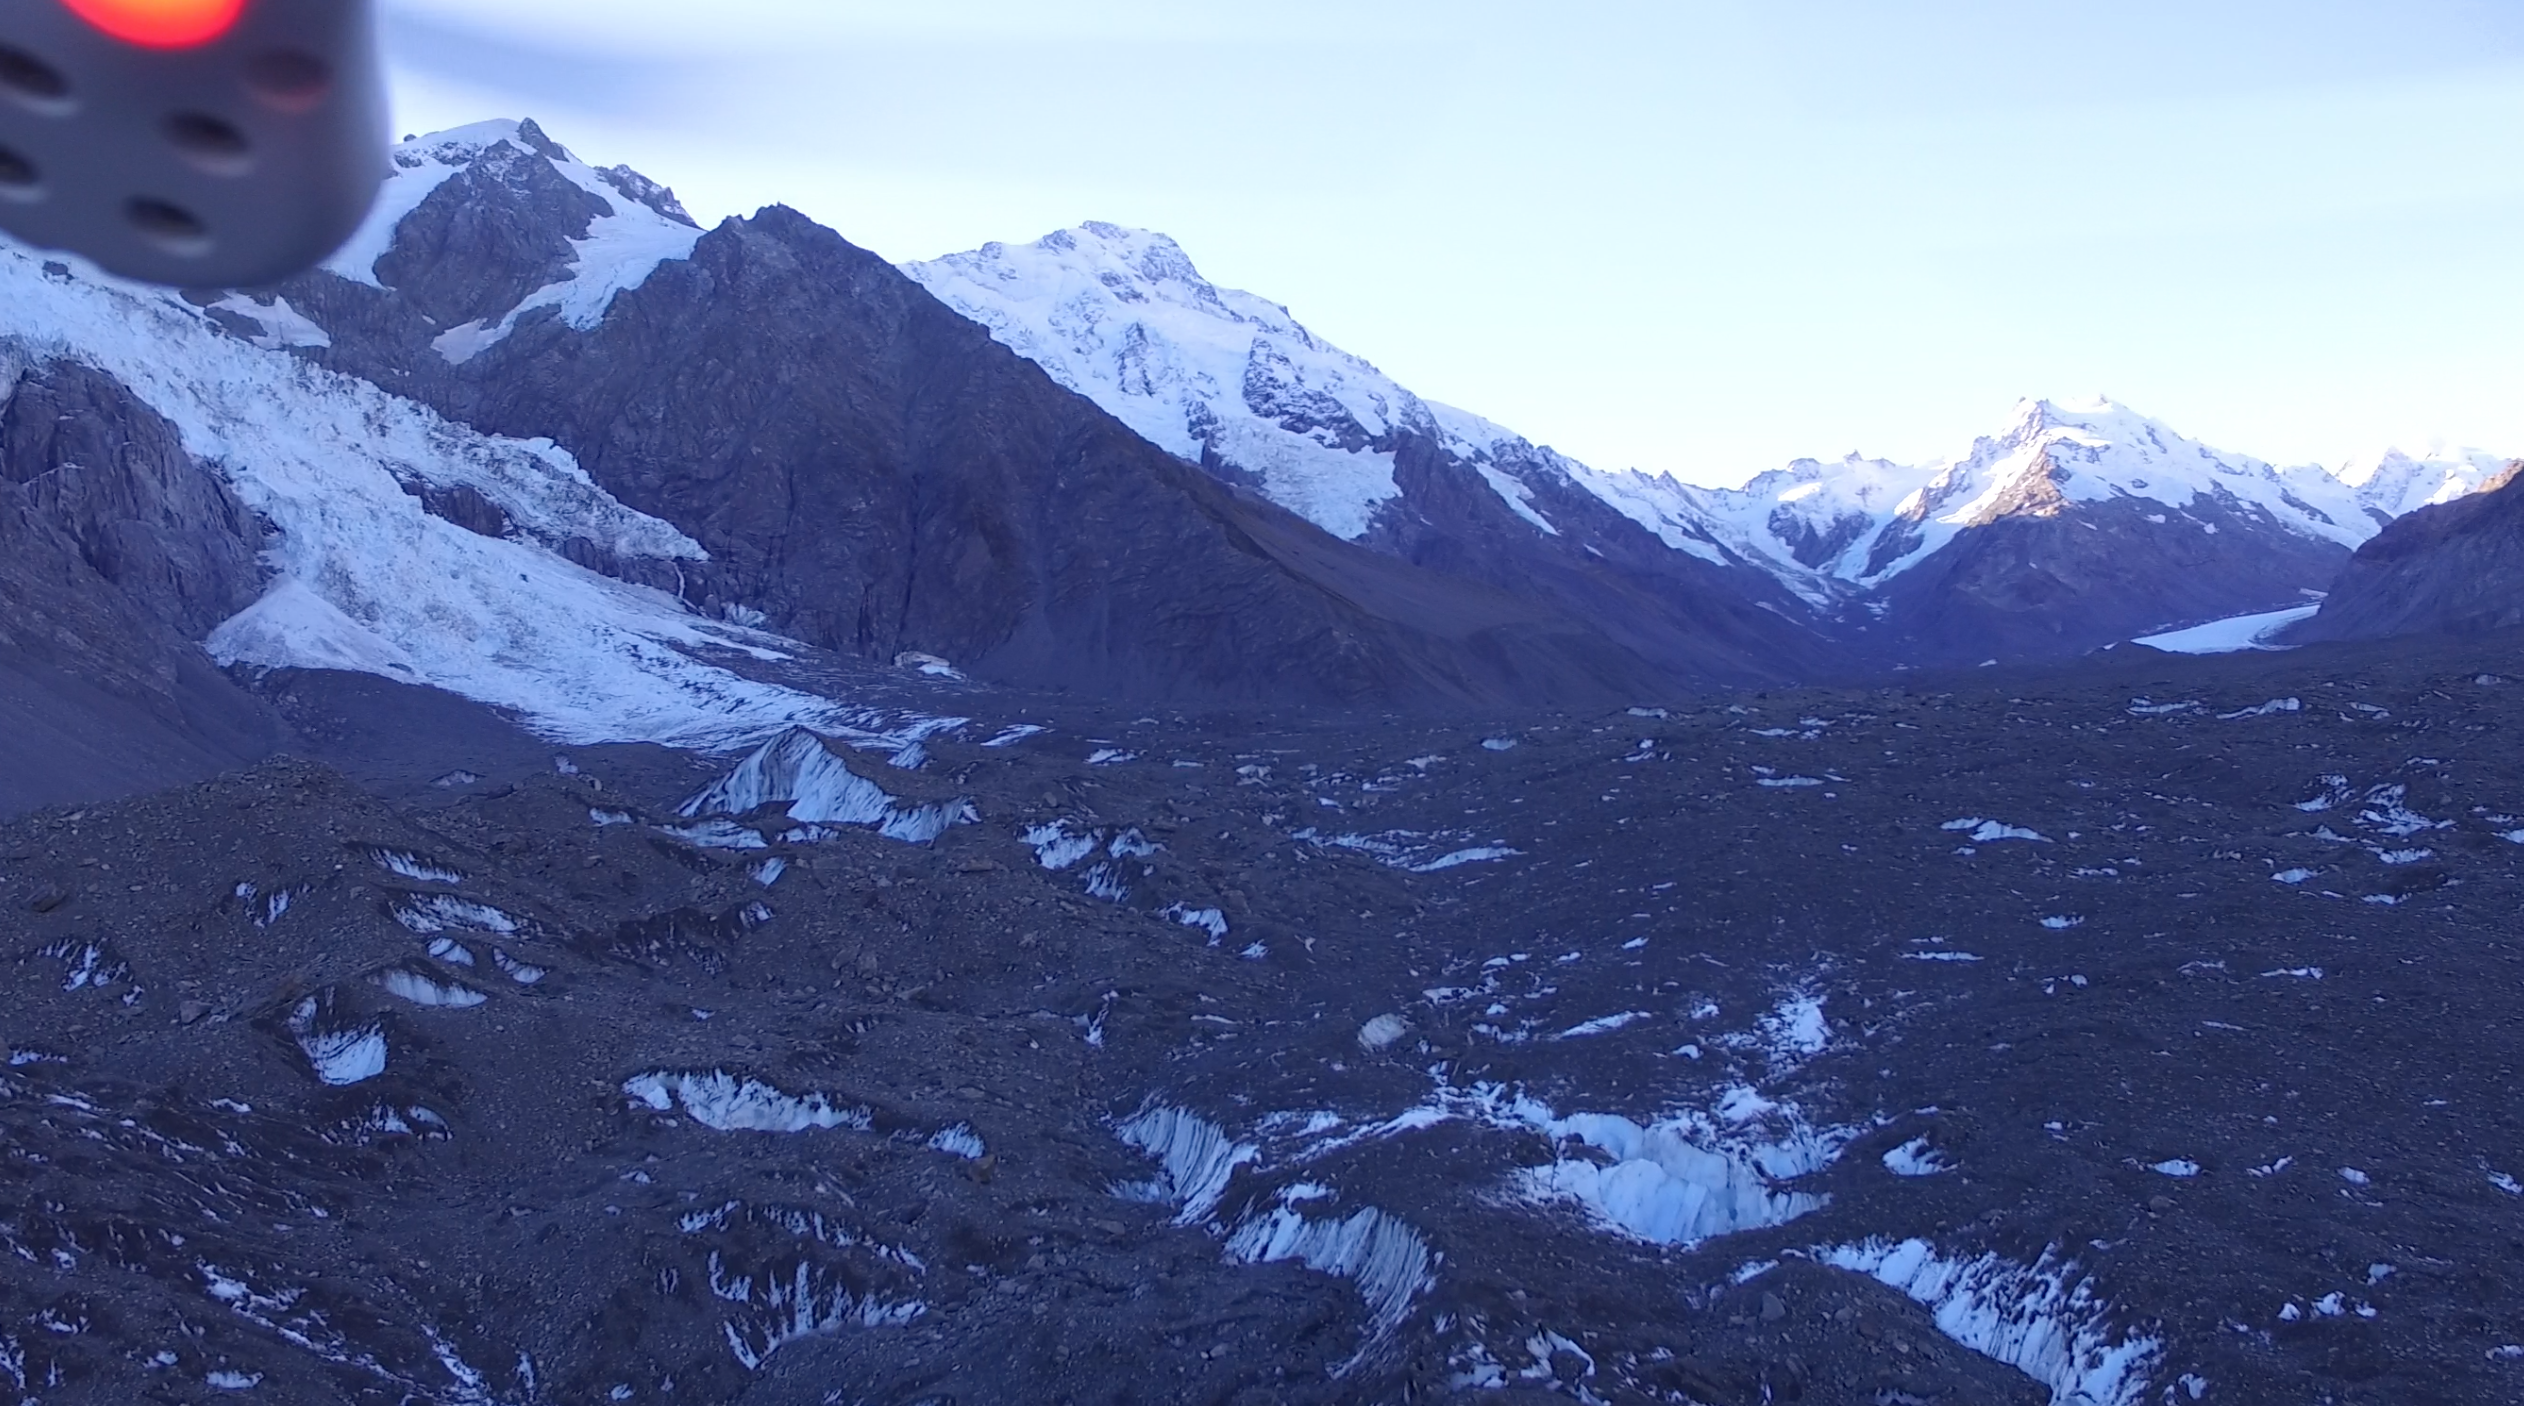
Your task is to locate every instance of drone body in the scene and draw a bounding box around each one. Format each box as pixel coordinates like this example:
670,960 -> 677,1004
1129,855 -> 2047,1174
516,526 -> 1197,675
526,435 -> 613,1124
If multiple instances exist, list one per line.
0,0 -> 386,287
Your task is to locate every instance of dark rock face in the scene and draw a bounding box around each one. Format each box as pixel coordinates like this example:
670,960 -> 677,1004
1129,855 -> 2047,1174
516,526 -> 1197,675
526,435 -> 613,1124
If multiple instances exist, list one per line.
0,358 -> 266,639
2295,465 -> 2524,642
401,480 -> 512,539
0,357 -> 284,813
1862,489 -> 2350,664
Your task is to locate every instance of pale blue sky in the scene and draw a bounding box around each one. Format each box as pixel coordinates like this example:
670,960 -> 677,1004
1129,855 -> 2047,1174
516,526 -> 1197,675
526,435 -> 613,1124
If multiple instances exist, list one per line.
383,1 -> 2524,486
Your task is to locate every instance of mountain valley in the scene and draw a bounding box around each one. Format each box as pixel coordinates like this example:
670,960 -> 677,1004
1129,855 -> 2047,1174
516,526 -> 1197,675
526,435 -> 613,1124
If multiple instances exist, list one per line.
0,115 -> 2521,1406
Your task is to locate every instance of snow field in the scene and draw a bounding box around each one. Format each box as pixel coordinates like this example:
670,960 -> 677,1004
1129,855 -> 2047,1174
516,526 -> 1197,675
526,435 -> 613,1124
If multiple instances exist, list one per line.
372,967 -> 488,1010
1020,821 -> 1103,871
1884,1138 -> 1953,1177
1944,818 -> 2049,843
390,894 -> 524,936
709,1260 -> 924,1372
1225,1204 -> 1434,1338
1113,1105 -> 1257,1226
906,224 -> 1458,543
1161,904 -> 1231,942
1478,1081 -> 1851,1247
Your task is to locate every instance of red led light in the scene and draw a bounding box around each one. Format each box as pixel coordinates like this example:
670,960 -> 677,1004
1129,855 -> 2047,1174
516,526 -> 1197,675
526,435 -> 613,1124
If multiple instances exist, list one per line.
59,0 -> 248,49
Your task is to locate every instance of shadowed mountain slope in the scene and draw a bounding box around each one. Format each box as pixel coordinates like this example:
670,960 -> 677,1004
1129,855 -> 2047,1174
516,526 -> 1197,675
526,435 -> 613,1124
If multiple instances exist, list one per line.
2296,463 -> 2524,642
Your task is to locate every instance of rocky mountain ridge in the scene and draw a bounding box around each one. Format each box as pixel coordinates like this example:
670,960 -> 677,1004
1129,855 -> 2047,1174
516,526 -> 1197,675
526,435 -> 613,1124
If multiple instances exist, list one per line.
0,114 -> 1849,795
2296,462 -> 2524,642
287,123 -> 1860,704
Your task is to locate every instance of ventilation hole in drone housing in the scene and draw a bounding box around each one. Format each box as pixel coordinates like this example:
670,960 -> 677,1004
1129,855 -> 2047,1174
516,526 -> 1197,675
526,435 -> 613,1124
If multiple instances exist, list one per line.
126,196 -> 209,252
242,49 -> 329,111
0,145 -> 41,196
0,45 -> 73,110
164,111 -> 251,173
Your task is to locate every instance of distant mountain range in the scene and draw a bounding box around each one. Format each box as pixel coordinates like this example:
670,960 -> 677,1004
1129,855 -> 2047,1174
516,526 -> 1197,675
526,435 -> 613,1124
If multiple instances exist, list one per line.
1,120 -> 2515,805
908,222 -> 2506,665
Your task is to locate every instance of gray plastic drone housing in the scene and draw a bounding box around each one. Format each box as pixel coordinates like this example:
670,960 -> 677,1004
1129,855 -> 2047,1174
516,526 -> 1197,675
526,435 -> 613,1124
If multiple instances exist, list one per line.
0,0 -> 386,288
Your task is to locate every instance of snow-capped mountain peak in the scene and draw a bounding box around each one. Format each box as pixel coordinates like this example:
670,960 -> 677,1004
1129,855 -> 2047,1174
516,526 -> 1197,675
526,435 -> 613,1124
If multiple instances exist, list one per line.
1725,453 -> 1939,580
1030,222 -> 1295,332
325,119 -> 704,367
1769,397 -> 2373,586
904,224 -> 1550,542
2331,443 -> 2512,521
1941,395 -> 2313,516
1627,392 -> 2453,624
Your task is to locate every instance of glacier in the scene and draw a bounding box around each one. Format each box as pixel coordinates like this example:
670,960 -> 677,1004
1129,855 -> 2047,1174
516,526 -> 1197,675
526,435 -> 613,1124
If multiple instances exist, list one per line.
0,208 -> 933,752
2134,604 -> 2322,654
